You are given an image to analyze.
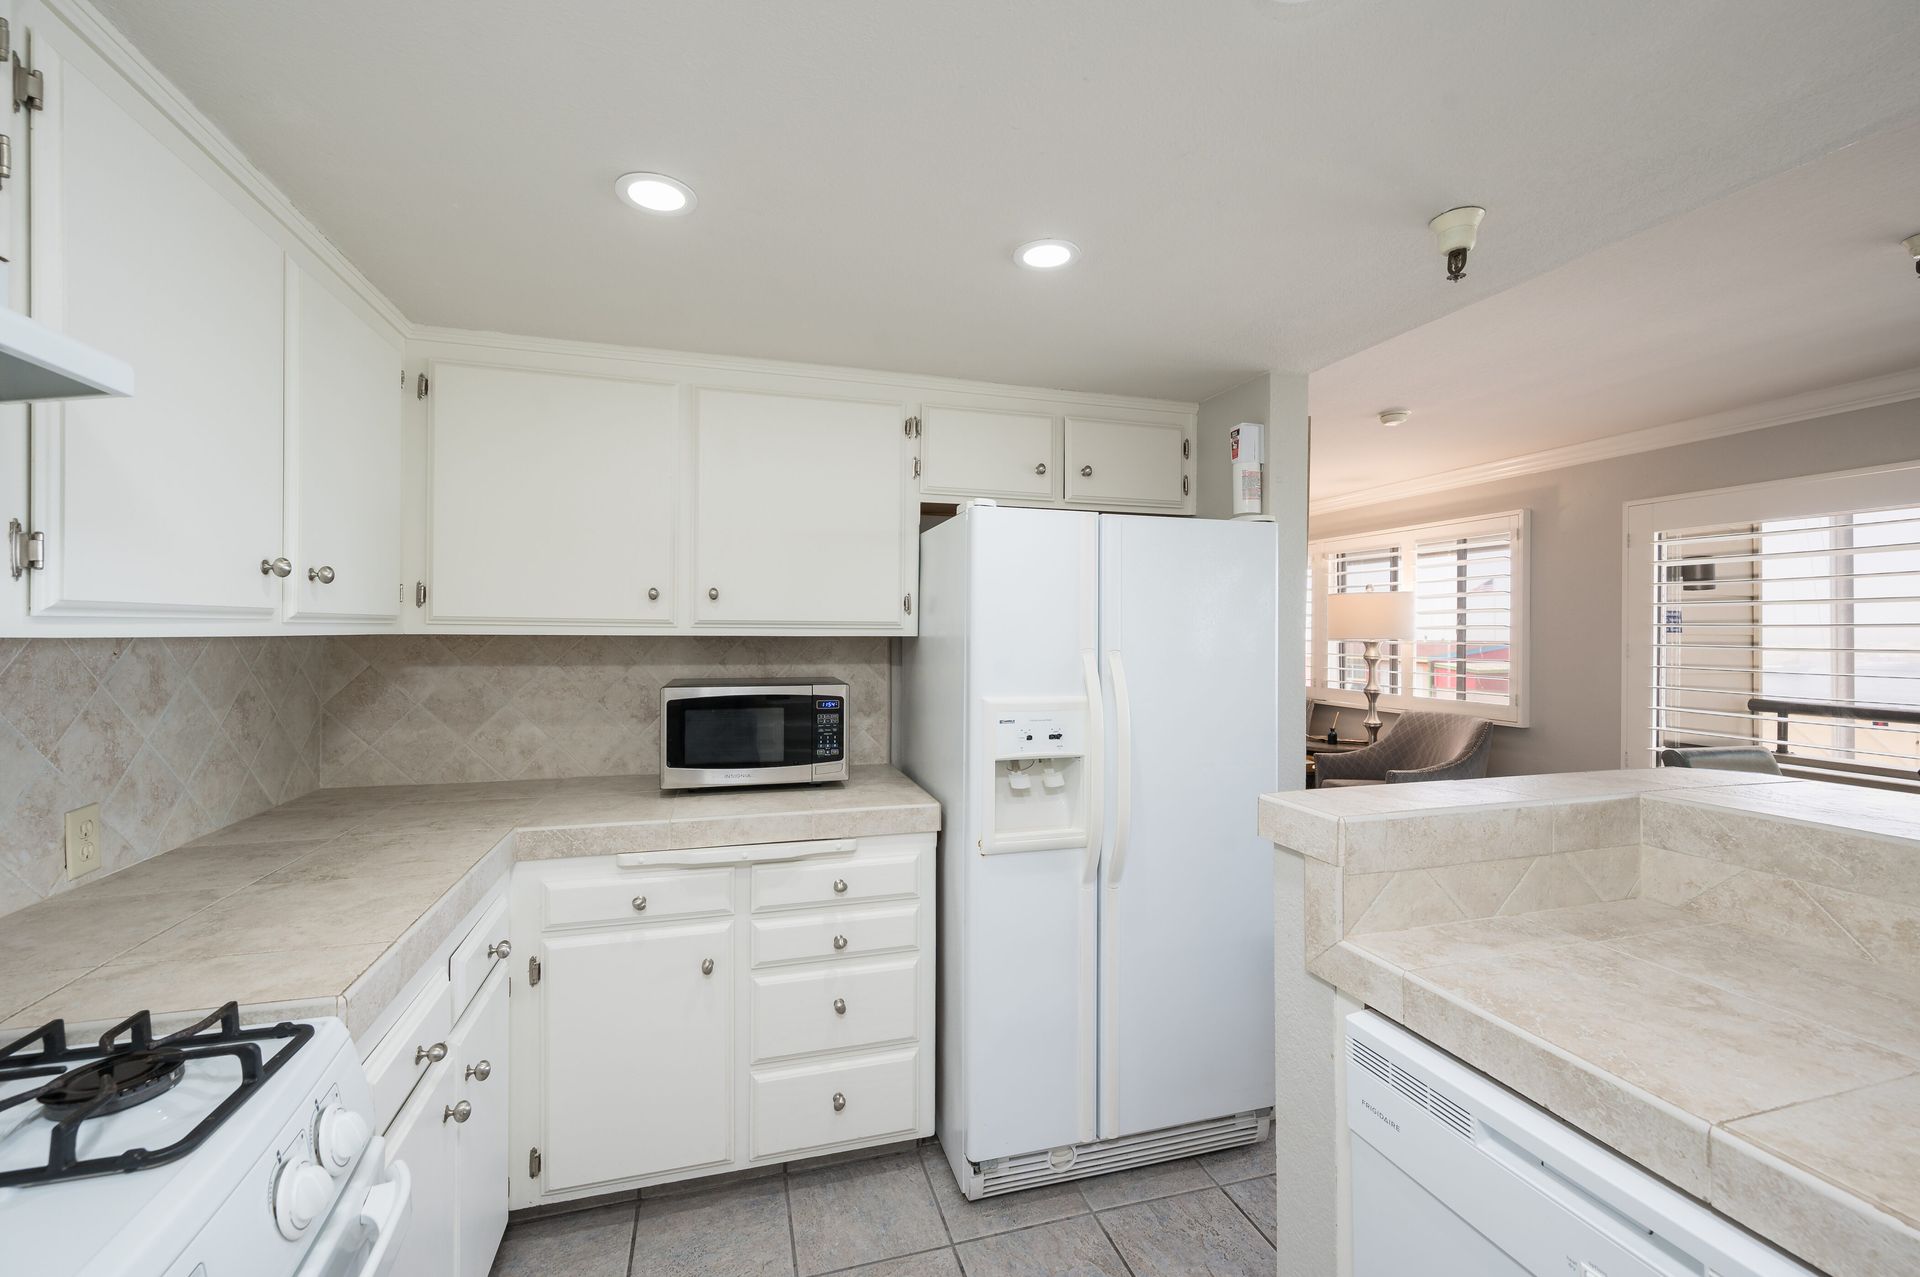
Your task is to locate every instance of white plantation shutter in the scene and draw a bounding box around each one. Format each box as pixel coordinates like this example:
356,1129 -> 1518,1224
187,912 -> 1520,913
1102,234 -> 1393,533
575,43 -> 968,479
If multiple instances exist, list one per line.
1307,511 -> 1529,725
1643,503 -> 1920,788
1413,528 -> 1516,709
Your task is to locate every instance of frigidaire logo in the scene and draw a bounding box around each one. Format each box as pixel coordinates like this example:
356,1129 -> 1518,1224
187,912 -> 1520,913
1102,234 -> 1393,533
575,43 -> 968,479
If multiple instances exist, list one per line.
1361,1099 -> 1400,1133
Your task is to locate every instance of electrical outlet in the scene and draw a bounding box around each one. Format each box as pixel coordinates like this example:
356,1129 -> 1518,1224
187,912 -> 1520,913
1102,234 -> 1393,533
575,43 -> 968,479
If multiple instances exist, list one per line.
65,803 -> 102,880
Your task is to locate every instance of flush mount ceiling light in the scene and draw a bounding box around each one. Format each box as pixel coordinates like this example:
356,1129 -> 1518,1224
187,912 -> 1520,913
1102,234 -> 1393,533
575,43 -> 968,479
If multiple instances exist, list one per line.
1378,409 -> 1413,428
615,172 -> 696,215
1016,239 -> 1079,270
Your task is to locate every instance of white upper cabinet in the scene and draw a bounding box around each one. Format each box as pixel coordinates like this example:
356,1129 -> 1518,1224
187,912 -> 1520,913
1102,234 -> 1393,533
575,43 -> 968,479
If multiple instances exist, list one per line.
285,262 -> 404,623
427,362 -> 679,626
917,405 -> 1057,502
1063,415 -> 1192,511
24,15 -> 285,620
692,388 -> 914,632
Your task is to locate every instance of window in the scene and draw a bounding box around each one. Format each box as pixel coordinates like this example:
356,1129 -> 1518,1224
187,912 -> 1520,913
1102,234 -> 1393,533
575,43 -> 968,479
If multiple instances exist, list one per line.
1306,511 -> 1529,725
1625,463 -> 1920,790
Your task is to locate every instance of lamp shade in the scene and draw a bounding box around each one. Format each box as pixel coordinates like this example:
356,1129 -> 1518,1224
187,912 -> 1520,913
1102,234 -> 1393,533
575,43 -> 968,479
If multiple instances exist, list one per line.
1325,590 -> 1416,641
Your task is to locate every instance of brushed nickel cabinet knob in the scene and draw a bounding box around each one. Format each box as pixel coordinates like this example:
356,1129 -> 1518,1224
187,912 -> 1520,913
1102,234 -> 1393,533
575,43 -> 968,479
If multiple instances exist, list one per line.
831,1092 -> 846,1112
648,587 -> 660,601
701,957 -> 715,976
307,565 -> 335,584
832,934 -> 849,951
1080,465 -> 1093,477
833,998 -> 846,1016
832,878 -> 848,895
708,587 -> 719,601
465,1059 -> 492,1082
443,1100 -> 472,1124
1035,463 -> 1047,475
260,557 -> 293,578
414,1042 -> 447,1066
632,896 -> 647,912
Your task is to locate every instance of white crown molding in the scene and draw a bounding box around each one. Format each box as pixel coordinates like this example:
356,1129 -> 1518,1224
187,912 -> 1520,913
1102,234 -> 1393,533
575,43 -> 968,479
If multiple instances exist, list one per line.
47,0 -> 411,341
408,325 -> 1200,415
1308,366 -> 1920,516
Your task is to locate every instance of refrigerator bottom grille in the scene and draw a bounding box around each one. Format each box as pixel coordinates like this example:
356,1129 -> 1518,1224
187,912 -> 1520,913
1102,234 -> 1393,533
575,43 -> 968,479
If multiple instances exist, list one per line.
964,1111 -> 1272,1199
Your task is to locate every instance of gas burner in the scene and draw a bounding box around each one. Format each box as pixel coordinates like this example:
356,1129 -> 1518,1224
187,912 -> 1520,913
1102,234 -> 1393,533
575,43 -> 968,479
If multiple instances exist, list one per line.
0,1002 -> 313,1187
36,1049 -> 187,1118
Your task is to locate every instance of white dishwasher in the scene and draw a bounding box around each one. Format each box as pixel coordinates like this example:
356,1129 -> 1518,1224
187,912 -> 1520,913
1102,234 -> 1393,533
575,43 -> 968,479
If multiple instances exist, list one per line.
1345,1012 -> 1813,1277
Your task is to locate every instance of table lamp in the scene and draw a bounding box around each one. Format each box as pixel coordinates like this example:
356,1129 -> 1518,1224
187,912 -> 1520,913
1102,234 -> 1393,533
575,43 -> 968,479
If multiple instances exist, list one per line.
1325,590 -> 1417,744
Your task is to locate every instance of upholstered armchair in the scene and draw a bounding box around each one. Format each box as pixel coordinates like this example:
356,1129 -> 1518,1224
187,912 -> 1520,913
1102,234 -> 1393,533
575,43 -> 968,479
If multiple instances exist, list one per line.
1314,712 -> 1495,787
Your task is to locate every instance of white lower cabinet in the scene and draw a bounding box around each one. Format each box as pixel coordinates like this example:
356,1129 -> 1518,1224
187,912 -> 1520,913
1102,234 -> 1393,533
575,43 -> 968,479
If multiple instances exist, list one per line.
509,832 -> 936,1208
364,889 -> 512,1277
539,918 -> 735,1190
449,967 -> 510,1277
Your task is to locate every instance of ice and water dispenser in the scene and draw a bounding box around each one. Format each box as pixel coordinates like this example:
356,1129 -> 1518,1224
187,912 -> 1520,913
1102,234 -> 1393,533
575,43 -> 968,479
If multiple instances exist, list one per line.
981,697 -> 1091,853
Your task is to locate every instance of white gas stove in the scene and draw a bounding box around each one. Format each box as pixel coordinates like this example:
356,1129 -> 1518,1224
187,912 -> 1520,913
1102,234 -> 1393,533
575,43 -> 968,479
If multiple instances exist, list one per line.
0,1003 -> 410,1277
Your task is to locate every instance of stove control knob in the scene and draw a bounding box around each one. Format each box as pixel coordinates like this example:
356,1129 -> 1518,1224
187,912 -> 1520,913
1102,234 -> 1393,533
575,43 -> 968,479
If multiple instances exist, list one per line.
273,1156 -> 333,1240
314,1105 -> 371,1176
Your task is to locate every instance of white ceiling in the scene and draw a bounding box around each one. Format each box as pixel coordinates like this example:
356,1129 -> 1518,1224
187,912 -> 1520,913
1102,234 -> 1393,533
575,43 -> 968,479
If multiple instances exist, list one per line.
1307,121 -> 1920,503
91,0 -> 1920,403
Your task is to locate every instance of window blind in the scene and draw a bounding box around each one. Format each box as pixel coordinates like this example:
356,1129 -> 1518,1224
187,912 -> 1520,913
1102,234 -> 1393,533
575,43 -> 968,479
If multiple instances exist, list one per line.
1412,530 -> 1516,708
1324,546 -> 1401,692
1647,504 -> 1920,786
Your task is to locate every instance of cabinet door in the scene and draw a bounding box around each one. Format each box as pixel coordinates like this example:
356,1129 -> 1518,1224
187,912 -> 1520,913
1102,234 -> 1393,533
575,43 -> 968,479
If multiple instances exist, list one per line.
383,1058 -> 459,1277
918,406 -> 1056,501
1063,416 -> 1192,511
540,919 -> 733,1190
428,362 -> 678,625
692,388 -> 911,630
23,11 -> 286,619
450,968 -> 509,1277
286,261 -> 404,622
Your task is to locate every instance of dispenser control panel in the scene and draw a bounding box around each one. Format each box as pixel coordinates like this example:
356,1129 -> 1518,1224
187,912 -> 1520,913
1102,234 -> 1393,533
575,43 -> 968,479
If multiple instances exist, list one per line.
992,710 -> 1080,760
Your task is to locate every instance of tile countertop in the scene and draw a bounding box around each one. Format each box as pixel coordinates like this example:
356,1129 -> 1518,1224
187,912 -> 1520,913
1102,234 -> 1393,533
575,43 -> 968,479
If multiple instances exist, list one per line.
1262,770 -> 1920,1277
0,765 -> 938,1043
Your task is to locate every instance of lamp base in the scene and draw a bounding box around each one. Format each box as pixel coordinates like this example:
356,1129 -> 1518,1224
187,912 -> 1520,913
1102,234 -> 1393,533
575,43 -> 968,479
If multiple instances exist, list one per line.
1362,641 -> 1384,744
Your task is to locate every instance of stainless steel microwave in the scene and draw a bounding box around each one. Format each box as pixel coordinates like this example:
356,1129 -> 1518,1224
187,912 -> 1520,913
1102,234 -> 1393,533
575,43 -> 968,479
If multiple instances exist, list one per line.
659,679 -> 849,790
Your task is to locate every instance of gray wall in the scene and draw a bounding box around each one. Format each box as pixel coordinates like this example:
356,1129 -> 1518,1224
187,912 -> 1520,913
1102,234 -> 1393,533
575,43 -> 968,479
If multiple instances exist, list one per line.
1309,398 -> 1920,776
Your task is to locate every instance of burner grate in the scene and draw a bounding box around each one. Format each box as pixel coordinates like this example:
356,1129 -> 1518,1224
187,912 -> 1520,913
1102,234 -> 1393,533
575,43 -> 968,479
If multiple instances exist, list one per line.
0,1001 -> 314,1188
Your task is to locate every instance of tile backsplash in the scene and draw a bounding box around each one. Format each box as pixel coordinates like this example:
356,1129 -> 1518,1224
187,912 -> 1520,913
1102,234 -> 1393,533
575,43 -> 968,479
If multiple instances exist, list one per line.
318,635 -> 890,788
0,637 -> 324,918
0,633 -> 893,921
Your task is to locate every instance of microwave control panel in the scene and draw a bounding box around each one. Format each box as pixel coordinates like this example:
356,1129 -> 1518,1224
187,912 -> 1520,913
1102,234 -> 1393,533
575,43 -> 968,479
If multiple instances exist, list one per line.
991,707 -> 1084,761
814,697 -> 845,760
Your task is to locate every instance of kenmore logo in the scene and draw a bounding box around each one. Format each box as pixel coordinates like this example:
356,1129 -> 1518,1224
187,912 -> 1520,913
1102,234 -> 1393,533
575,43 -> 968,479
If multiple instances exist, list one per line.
1361,1099 -> 1400,1133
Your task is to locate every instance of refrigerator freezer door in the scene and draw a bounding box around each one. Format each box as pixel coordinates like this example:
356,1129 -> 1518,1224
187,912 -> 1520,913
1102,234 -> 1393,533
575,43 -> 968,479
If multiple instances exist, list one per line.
954,506 -> 1102,1162
1096,515 -> 1279,1139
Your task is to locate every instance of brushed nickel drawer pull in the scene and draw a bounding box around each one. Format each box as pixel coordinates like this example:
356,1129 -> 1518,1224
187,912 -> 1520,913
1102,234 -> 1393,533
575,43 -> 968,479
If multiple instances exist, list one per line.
701,957 -> 715,976
832,878 -> 849,895
632,896 -> 647,913
831,1092 -> 846,1112
833,998 -> 846,1016
832,934 -> 848,951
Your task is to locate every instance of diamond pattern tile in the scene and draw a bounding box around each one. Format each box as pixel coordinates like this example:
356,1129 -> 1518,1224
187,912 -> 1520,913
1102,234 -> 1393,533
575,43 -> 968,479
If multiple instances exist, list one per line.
318,635 -> 892,788
0,638 -> 326,920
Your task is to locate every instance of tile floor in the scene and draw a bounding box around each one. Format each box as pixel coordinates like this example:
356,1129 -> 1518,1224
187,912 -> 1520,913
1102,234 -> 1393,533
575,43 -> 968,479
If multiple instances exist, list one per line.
489,1135 -> 1278,1277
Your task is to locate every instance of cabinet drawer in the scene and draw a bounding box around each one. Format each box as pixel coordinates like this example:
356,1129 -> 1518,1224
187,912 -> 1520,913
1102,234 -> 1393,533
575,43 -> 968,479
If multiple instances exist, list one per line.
449,894 -> 509,1018
752,852 -> 918,913
540,868 -> 732,930
750,1049 -> 919,1160
364,974 -> 455,1133
751,904 -> 919,967
751,960 -> 918,1062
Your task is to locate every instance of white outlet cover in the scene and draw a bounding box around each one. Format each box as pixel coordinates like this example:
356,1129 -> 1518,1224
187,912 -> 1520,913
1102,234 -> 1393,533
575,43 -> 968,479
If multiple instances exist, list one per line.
65,803 -> 102,880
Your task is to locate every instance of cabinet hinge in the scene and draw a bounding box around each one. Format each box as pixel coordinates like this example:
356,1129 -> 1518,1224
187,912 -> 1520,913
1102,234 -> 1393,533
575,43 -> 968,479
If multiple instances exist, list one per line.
527,955 -> 541,986
904,415 -> 920,438
7,518 -> 44,579
912,457 -> 921,479
12,53 -> 41,113
414,581 -> 428,609
1182,474 -> 1190,496
902,592 -> 912,616
0,134 -> 11,189
415,372 -> 429,400
1182,438 -> 1191,459
528,1147 -> 542,1178
0,19 -> 11,63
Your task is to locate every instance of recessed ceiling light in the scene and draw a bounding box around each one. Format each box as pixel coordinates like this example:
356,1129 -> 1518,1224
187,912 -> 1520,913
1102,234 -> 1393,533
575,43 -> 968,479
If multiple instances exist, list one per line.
1016,239 -> 1079,270
1378,409 -> 1413,428
616,172 -> 696,215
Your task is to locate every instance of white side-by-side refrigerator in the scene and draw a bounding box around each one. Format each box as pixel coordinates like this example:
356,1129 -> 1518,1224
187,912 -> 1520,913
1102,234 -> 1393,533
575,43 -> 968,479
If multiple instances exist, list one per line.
897,502 -> 1279,1199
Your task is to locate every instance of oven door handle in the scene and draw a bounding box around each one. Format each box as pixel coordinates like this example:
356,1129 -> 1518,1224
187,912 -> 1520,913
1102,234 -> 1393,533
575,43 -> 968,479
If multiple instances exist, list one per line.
351,1156 -> 412,1277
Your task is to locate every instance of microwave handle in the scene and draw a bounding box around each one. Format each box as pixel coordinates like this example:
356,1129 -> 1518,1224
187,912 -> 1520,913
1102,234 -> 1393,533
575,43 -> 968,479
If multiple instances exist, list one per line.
616,839 -> 857,870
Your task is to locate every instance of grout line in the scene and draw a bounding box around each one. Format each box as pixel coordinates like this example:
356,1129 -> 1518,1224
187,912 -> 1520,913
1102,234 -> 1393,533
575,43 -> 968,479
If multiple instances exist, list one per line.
1217,1178 -> 1278,1251
784,1162 -> 800,1277
917,1143 -> 956,1247
813,1244 -> 957,1277
1086,1201 -> 1139,1277
625,1192 -> 642,1277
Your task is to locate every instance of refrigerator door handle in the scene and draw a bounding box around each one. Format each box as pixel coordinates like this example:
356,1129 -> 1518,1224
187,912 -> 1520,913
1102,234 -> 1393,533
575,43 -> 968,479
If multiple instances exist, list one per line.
1080,649 -> 1106,883
1105,649 -> 1133,887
